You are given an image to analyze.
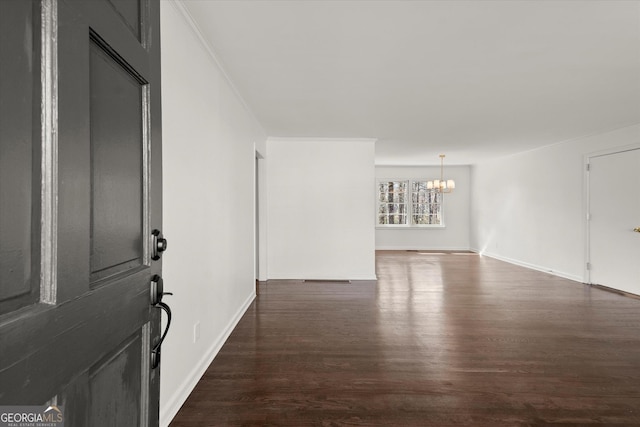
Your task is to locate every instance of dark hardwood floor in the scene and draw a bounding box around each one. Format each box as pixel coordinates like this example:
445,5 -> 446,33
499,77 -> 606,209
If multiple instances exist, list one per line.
170,251 -> 640,426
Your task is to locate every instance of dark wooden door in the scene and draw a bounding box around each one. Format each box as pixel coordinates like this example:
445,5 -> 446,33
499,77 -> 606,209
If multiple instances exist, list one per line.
0,0 -> 164,425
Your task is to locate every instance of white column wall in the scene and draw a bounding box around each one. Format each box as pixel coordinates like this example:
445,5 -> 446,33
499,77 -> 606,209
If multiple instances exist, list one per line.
266,138 -> 377,280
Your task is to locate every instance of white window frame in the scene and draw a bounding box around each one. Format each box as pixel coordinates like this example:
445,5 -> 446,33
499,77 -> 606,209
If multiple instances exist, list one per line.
376,179 -> 446,229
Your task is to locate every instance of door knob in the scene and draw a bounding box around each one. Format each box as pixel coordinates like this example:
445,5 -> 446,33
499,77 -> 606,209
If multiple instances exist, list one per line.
634,227 -> 640,233
151,229 -> 168,260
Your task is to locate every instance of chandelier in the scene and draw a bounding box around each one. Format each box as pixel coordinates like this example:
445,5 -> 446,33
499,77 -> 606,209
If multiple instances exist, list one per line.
427,154 -> 455,193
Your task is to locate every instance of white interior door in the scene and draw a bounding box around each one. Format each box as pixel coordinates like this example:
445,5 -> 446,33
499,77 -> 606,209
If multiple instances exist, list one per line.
589,148 -> 640,295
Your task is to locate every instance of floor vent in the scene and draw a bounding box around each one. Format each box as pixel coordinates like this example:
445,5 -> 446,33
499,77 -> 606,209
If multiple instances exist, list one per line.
303,279 -> 351,283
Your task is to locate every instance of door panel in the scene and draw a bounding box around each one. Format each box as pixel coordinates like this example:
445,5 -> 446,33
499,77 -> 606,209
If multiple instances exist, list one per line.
89,36 -> 145,283
0,0 -> 41,315
88,332 -> 143,426
589,148 -> 640,295
0,0 -> 163,425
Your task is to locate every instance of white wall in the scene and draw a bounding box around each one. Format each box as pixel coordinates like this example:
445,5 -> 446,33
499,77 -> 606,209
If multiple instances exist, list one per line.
266,138 -> 376,280
160,2 -> 266,425
256,155 -> 268,281
256,142 -> 267,281
470,124 -> 640,282
375,166 -> 471,250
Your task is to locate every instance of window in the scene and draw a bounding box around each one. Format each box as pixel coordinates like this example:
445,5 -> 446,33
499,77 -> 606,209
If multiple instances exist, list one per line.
411,181 -> 442,225
377,180 -> 443,227
377,181 -> 408,225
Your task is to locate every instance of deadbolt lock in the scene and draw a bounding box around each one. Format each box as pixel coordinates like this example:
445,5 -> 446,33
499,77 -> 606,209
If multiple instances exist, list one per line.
151,229 -> 168,260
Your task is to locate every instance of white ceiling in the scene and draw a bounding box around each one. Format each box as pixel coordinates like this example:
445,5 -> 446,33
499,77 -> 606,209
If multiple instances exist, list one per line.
182,0 -> 640,165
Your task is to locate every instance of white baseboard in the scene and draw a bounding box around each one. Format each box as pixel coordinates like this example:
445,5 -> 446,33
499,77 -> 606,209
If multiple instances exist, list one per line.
471,249 -> 584,283
375,246 -> 472,251
267,274 -> 378,281
160,291 -> 256,427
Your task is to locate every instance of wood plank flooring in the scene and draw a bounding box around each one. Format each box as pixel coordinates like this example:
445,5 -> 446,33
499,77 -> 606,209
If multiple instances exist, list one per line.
170,251 -> 640,426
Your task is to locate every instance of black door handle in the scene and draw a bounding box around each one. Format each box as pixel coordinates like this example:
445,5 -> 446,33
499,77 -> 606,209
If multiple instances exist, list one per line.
151,301 -> 171,369
150,274 -> 173,369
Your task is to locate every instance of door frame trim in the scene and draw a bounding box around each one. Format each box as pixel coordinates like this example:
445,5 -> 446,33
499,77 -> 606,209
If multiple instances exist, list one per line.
584,143 -> 640,284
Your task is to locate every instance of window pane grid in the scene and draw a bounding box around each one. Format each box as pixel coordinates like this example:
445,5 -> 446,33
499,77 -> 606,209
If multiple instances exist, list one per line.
377,181 -> 408,225
377,180 -> 444,227
411,180 -> 442,225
